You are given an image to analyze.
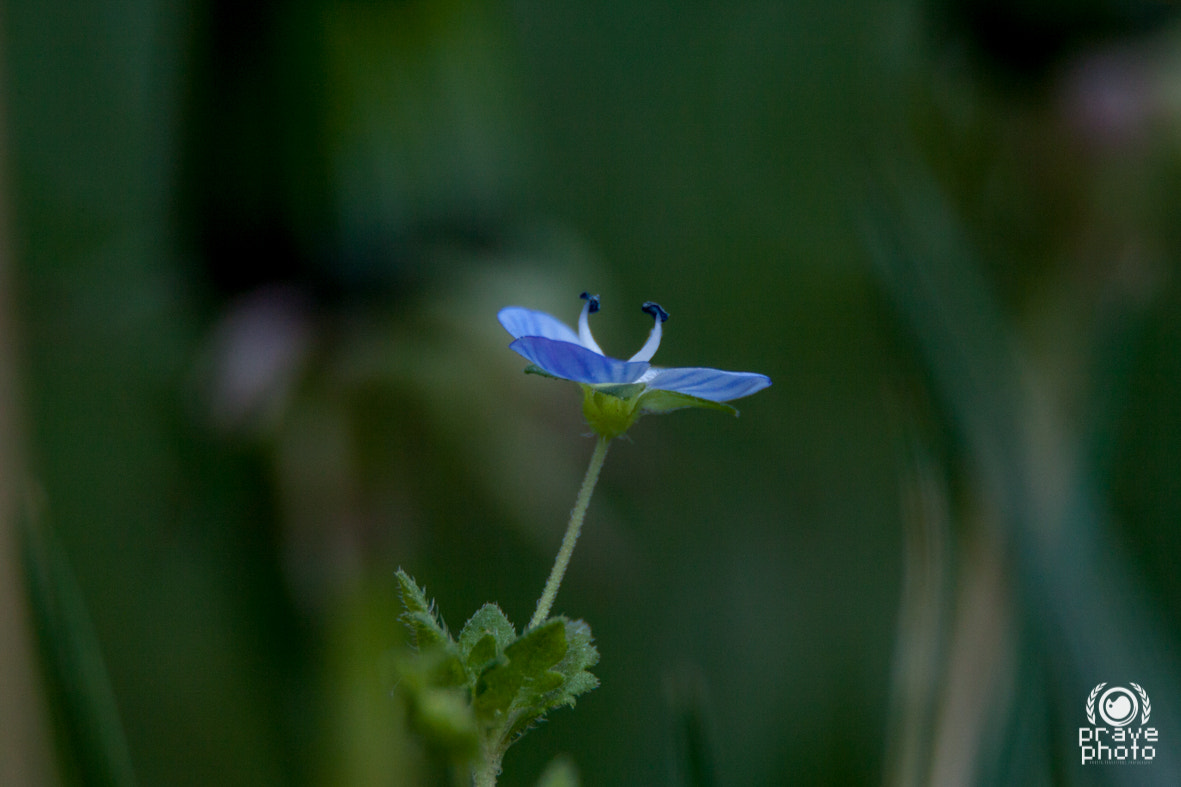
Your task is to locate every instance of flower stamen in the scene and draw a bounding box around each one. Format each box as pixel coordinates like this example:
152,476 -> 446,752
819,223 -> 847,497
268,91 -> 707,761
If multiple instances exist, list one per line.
578,292 -> 605,355
628,301 -> 669,362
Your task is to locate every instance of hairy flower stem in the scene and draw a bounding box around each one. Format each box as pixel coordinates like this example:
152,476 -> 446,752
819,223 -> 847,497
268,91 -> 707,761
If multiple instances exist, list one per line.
528,436 -> 610,630
473,750 -> 502,787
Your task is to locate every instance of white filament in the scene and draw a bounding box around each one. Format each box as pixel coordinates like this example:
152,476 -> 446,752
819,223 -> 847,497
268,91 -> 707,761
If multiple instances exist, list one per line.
628,316 -> 663,362
578,299 -> 605,355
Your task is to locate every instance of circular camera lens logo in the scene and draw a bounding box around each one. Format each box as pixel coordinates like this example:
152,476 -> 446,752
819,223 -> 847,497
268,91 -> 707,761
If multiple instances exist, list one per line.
1098,686 -> 1139,727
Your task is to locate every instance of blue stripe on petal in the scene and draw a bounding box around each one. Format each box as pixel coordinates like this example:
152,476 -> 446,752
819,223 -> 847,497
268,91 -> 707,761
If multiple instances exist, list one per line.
646,367 -> 772,402
498,307 -> 581,345
510,337 -> 650,384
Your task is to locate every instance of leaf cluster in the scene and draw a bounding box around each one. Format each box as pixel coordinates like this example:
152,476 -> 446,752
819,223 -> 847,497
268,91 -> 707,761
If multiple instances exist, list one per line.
394,569 -> 600,770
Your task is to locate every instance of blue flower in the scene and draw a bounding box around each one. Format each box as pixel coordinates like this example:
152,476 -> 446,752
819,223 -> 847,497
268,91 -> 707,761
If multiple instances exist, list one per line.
499,293 -> 771,438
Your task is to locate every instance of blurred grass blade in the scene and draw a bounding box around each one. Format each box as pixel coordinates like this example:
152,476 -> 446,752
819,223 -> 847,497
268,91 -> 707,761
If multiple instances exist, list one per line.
665,665 -> 717,787
865,157 -> 1181,784
20,510 -> 136,787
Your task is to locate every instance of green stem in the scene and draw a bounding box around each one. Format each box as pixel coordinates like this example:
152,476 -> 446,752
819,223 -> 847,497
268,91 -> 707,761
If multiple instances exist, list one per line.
473,749 -> 501,787
528,436 -> 610,630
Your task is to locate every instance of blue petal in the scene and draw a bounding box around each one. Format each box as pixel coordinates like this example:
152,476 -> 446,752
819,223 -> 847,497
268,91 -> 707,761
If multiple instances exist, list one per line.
510,336 -> 650,384
498,307 -> 581,344
646,367 -> 772,402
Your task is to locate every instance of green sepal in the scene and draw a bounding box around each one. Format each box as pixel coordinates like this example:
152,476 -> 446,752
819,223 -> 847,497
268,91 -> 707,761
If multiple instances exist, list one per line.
578,382 -> 741,439
580,385 -> 642,439
396,569 -> 451,650
638,389 -> 738,416
589,382 -> 646,400
524,364 -> 561,380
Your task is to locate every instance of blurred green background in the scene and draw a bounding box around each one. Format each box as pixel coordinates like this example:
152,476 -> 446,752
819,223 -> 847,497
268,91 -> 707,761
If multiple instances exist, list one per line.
3,0 -> 1181,784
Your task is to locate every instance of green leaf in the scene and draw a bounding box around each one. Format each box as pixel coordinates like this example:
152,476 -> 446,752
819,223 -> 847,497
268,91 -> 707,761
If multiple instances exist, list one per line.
472,663 -> 516,720
410,687 -> 479,761
467,634 -> 498,673
458,603 -> 516,673
555,670 -> 599,704
396,635 -> 466,690
394,648 -> 478,761
638,389 -> 738,416
433,651 -> 469,688
508,619 -> 602,740
505,619 -> 568,673
560,619 -> 599,668
472,619 -> 568,721
395,569 -> 450,650
532,669 -> 566,695
538,619 -> 600,711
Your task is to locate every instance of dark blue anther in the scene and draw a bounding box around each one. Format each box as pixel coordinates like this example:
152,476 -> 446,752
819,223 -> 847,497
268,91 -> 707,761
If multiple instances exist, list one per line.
580,292 -> 601,313
641,301 -> 669,322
